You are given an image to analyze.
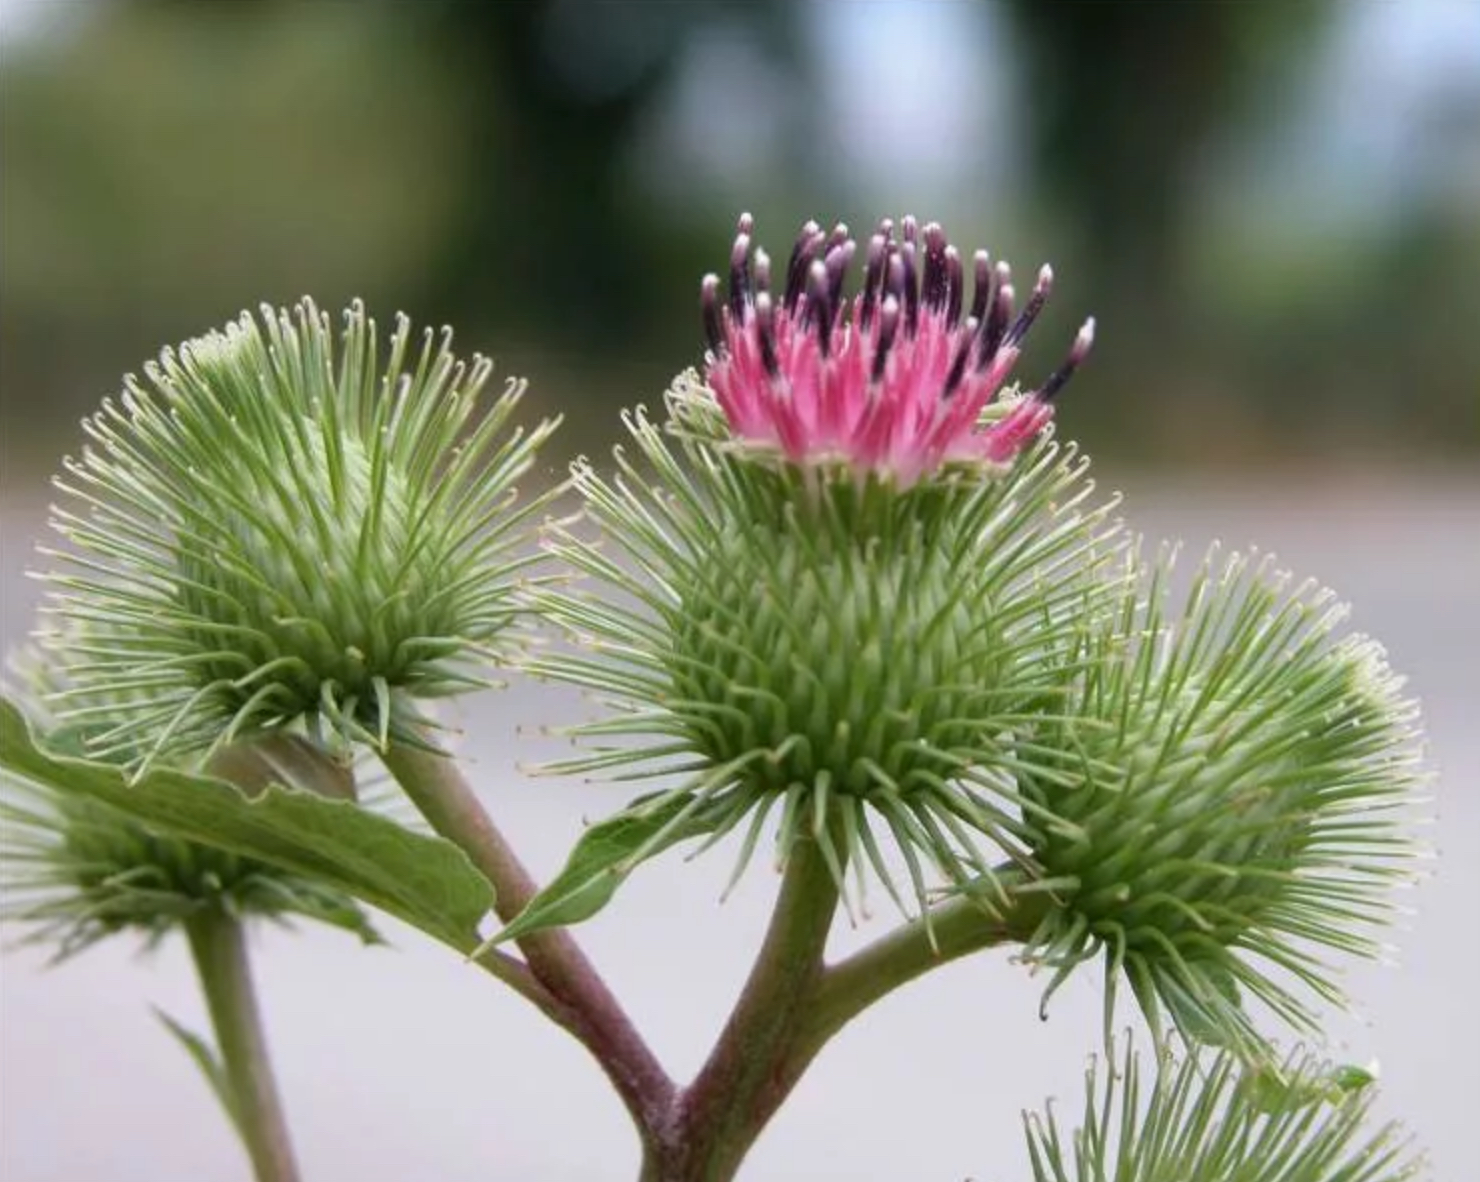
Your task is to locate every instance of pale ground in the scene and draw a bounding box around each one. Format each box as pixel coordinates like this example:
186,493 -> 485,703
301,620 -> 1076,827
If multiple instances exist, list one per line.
1,473 -> 1476,1181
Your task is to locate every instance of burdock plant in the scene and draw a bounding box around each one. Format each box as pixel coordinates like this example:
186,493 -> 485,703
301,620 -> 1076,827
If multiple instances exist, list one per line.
0,217 -> 1428,1182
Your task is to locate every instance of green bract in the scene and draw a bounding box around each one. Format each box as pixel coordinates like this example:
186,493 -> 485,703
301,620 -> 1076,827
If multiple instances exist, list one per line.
1022,1042 -> 1423,1182
38,298 -> 556,768
1015,548 -> 1421,1052
526,373 -> 1121,915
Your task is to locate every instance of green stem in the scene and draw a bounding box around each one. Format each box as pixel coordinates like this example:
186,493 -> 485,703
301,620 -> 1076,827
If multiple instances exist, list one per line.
649,878 -> 1046,1181
643,834 -> 842,1182
185,910 -> 302,1182
785,881 -> 1049,1085
468,942 -> 572,1025
382,740 -> 1042,1178
380,742 -> 675,1142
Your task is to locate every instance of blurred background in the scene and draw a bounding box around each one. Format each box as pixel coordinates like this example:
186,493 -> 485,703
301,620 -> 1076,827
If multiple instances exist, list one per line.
3,0 -> 1479,473
1,1 -> 1477,1180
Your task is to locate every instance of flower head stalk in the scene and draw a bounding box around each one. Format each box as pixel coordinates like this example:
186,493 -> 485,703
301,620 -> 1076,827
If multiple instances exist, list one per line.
701,213 -> 1094,486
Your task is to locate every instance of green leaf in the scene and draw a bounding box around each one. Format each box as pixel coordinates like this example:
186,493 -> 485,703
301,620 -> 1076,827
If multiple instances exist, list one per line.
0,697 -> 493,948
487,792 -> 710,948
155,1008 -> 241,1137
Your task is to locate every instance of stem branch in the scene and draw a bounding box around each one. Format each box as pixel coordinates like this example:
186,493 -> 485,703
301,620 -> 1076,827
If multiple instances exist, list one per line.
381,742 -> 675,1139
786,882 -> 1049,1083
384,743 -> 1040,1180
185,910 -> 301,1182
644,834 -> 842,1181
468,943 -> 570,1023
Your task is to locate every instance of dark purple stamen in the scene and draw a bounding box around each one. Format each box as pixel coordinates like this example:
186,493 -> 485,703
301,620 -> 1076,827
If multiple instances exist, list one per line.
1004,264 -> 1053,348
942,317 -> 978,397
976,276 -> 1014,371
900,241 -> 920,337
968,251 -> 992,324
859,232 -> 888,331
753,248 -> 772,296
784,220 -> 822,314
901,214 -> 919,246
884,248 -> 906,305
806,259 -> 833,357
755,292 -> 781,377
701,274 -> 724,354
729,232 -> 752,321
944,246 -> 963,327
921,222 -> 949,311
1037,318 -> 1095,401
825,240 -> 855,324
872,296 -> 900,383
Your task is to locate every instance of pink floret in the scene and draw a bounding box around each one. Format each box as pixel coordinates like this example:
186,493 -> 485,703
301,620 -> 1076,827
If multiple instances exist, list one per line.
701,214 -> 1094,487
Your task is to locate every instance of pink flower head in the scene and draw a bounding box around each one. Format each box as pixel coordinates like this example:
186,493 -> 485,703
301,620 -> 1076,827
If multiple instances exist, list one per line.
701,213 -> 1095,487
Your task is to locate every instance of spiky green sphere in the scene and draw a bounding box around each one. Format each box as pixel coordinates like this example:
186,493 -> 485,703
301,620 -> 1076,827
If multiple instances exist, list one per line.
668,481 -> 1009,800
0,785 -> 378,959
1016,550 -> 1422,1051
531,377 -> 1120,910
39,299 -> 557,767
171,421 -> 430,709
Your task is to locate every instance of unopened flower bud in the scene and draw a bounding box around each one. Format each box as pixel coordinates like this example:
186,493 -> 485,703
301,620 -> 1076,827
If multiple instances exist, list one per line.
1016,549 -> 1423,1051
37,299 -> 557,769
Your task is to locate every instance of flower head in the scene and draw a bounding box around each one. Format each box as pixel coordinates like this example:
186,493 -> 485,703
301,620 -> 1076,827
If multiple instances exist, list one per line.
1015,548 -> 1423,1053
36,299 -> 557,769
0,785 -> 379,959
0,649 -> 377,959
701,213 -> 1094,486
525,213 -> 1121,919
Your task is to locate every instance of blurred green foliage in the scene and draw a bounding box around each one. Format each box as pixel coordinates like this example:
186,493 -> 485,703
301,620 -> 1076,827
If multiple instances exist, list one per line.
2,0 -> 1476,484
